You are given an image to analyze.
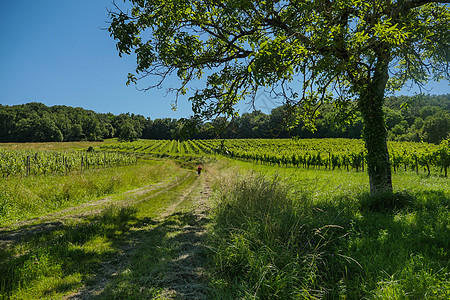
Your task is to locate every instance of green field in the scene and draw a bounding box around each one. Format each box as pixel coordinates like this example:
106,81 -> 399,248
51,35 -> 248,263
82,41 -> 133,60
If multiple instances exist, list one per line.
0,139 -> 448,299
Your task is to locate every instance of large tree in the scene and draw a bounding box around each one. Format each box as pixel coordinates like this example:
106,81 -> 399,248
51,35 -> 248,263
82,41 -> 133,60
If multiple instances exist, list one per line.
109,0 -> 449,194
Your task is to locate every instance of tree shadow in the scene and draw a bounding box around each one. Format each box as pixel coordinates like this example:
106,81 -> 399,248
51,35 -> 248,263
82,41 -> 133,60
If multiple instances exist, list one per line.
155,212 -> 211,298
0,221 -> 64,256
309,189 -> 449,298
74,210 -> 212,299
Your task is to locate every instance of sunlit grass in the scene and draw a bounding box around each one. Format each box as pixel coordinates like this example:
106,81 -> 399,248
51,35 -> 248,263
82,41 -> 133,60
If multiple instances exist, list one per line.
207,159 -> 449,299
0,206 -> 140,299
0,159 -> 179,226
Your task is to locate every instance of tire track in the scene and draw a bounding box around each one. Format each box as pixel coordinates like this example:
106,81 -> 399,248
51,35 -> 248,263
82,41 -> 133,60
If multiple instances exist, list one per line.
0,172 -> 190,248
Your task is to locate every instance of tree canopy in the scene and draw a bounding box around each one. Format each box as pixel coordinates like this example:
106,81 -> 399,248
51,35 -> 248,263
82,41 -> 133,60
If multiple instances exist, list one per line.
0,94 -> 448,143
108,0 -> 450,194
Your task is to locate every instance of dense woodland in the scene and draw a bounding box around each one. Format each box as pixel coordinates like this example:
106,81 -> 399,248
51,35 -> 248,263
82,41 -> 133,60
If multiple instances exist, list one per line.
0,94 -> 448,144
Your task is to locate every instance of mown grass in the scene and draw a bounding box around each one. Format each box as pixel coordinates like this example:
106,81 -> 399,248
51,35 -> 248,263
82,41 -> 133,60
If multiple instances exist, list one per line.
207,160 -> 449,299
0,159 -> 179,226
98,171 -> 211,299
0,141 -> 103,151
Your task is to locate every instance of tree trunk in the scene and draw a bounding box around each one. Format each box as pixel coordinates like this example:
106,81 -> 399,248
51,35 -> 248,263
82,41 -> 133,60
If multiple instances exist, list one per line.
358,52 -> 393,195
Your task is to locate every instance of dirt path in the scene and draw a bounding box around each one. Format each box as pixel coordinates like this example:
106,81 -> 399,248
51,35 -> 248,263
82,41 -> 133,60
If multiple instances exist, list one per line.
155,172 -> 213,299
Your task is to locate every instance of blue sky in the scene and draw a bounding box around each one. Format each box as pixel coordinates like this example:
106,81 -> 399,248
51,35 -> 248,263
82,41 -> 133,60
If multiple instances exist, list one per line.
0,1 -> 448,119
0,0 -> 194,119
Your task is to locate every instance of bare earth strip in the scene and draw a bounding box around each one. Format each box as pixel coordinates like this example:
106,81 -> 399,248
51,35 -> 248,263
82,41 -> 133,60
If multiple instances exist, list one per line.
69,169 -> 215,299
155,171 -> 214,299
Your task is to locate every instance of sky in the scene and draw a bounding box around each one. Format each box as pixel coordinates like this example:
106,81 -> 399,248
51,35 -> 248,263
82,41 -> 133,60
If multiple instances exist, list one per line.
0,1 -> 449,120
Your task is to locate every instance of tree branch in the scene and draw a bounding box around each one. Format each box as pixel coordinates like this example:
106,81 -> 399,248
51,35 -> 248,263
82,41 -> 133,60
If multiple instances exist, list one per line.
392,0 -> 450,17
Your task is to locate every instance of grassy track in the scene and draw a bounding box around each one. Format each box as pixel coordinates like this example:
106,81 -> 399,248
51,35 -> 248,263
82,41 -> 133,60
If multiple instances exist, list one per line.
0,158 -> 214,299
0,159 -> 178,226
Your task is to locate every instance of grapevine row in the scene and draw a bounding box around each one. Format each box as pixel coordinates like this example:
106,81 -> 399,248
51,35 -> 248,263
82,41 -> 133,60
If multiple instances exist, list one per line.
0,149 -> 137,177
98,138 -> 449,176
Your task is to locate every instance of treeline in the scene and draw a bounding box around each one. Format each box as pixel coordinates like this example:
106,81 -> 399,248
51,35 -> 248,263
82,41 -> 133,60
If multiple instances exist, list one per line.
0,94 -> 448,143
254,93 -> 450,144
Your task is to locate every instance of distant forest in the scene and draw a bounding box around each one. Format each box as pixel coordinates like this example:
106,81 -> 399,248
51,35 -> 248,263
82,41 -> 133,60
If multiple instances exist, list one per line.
0,94 -> 449,144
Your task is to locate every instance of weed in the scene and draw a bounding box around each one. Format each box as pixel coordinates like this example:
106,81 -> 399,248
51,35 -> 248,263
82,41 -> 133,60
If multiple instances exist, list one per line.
208,173 -> 349,298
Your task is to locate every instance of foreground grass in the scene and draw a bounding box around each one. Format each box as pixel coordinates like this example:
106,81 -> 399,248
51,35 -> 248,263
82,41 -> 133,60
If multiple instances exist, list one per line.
208,160 -> 449,299
0,206 -> 141,299
1,152 -> 448,299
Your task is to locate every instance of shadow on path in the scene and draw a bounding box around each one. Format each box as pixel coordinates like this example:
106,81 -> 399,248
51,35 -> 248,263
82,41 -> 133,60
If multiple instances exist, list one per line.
70,210 -> 212,299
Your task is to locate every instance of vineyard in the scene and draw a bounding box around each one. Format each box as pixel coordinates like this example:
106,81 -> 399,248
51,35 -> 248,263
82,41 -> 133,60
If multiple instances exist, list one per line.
99,138 -> 450,177
1,138 -> 447,177
0,149 -> 137,177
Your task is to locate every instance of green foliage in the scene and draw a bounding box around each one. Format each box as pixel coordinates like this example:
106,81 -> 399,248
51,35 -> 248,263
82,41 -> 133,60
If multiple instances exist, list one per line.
118,120 -> 139,142
0,148 -> 137,177
1,94 -> 448,142
384,94 -> 450,144
108,0 -> 449,121
0,103 -> 146,142
99,138 -> 449,177
109,0 -> 450,194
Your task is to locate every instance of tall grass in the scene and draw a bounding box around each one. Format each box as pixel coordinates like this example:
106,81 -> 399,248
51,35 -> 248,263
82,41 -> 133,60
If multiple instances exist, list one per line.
209,173 -> 342,298
208,166 -> 449,299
